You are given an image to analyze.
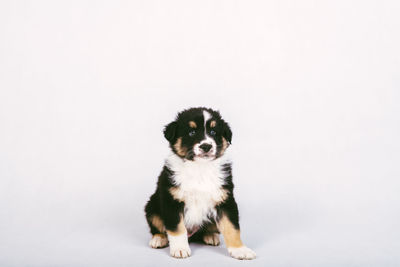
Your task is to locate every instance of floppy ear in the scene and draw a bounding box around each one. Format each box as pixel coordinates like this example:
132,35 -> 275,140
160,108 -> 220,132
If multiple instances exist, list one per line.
164,121 -> 177,143
222,121 -> 232,144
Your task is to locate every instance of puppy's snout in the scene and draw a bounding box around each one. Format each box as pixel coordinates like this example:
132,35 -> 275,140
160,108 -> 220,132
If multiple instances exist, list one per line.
199,143 -> 212,153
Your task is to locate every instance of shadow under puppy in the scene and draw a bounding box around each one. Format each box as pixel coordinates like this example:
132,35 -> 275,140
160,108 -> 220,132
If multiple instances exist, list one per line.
144,107 -> 256,260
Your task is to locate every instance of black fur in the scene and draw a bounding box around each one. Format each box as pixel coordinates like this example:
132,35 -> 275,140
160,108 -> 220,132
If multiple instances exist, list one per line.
144,107 -> 240,243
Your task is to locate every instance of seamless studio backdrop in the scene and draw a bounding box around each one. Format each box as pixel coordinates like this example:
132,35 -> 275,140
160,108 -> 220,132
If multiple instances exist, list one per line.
0,1 -> 399,267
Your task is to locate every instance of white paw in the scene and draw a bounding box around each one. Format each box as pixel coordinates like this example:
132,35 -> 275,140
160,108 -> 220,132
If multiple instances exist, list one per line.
149,234 -> 168,248
170,245 -> 191,258
228,246 -> 256,260
203,233 -> 220,246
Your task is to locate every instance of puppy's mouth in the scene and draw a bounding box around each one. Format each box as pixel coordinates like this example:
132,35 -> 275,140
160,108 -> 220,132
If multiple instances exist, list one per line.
198,154 -> 213,158
195,152 -> 216,159
192,142 -> 217,160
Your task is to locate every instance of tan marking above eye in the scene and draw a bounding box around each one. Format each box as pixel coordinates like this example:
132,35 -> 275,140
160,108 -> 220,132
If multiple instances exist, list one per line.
189,121 -> 197,128
210,120 -> 216,128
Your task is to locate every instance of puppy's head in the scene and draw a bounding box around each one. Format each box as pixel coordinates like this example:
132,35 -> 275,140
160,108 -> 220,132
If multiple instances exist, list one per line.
164,107 -> 232,160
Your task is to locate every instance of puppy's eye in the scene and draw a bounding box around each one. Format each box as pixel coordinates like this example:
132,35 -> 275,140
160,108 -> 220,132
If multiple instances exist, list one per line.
210,130 -> 216,136
189,130 -> 196,137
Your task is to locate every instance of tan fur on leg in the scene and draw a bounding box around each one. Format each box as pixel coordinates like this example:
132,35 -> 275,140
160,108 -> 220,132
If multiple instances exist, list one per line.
217,214 -> 256,260
150,215 -> 166,233
166,216 -> 186,236
217,214 -> 243,248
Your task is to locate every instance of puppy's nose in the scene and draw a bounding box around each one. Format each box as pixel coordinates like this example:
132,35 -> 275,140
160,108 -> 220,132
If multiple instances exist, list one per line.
199,143 -> 212,153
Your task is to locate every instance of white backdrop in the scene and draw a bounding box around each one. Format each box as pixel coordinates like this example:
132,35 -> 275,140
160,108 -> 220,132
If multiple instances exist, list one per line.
1,1 -> 399,266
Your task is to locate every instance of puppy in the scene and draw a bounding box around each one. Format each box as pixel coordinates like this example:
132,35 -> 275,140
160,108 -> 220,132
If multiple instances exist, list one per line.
144,107 -> 256,260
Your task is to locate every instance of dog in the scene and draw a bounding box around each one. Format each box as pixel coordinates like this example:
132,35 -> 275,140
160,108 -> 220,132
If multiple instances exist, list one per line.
144,107 -> 256,260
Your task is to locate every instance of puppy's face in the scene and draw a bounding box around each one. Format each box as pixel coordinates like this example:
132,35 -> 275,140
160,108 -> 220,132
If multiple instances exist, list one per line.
164,108 -> 232,160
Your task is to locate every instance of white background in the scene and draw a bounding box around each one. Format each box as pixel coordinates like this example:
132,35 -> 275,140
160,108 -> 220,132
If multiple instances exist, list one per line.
1,1 -> 399,266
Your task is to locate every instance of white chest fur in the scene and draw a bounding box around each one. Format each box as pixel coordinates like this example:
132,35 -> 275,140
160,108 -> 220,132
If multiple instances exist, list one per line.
166,154 -> 230,230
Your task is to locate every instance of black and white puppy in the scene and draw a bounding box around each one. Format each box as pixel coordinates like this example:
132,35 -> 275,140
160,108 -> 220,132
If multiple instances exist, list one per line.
144,107 -> 256,260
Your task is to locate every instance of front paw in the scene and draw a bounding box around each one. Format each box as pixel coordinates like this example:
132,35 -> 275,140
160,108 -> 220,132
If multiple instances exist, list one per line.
170,245 -> 191,258
149,234 -> 168,248
228,246 -> 256,260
